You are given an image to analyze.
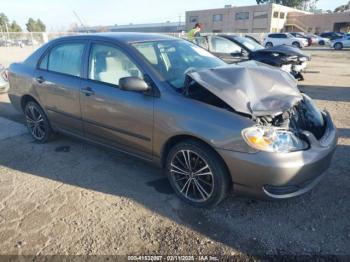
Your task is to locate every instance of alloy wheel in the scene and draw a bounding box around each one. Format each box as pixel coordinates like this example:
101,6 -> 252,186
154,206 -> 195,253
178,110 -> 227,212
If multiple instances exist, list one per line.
25,104 -> 46,140
170,150 -> 214,203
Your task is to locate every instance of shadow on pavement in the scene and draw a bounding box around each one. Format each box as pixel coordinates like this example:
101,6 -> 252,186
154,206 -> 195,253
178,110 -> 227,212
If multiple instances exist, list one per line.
0,123 -> 349,255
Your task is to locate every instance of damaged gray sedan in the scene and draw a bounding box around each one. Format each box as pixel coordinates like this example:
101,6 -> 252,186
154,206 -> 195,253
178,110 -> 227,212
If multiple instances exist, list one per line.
8,33 -> 337,207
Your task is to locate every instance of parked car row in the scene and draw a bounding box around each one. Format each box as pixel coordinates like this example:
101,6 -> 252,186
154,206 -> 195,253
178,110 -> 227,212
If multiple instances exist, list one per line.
194,34 -> 310,81
0,39 -> 39,47
8,33 -> 337,207
263,33 -> 309,49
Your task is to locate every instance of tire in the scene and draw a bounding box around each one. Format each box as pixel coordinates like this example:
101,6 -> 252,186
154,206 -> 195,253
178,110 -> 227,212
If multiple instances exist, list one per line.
24,101 -> 54,143
265,42 -> 273,48
292,42 -> 301,49
319,40 -> 325,46
165,140 -> 231,207
334,43 -> 343,50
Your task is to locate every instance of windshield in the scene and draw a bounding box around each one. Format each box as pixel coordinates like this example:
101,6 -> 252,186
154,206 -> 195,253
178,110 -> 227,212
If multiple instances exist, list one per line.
132,40 -> 226,89
234,36 -> 264,51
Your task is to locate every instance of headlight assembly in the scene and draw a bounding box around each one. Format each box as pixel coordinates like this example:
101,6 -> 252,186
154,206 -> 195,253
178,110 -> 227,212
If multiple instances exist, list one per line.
242,126 -> 308,153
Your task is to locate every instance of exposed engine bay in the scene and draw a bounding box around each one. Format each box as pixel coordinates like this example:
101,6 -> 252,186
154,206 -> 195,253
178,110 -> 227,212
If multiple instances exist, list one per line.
184,63 -> 326,142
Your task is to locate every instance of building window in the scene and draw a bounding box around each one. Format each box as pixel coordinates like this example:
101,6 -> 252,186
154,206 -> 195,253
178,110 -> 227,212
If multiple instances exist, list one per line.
235,12 -> 249,20
280,12 -> 285,19
189,16 -> 198,23
253,11 -> 268,19
213,14 -> 223,22
273,12 -> 279,18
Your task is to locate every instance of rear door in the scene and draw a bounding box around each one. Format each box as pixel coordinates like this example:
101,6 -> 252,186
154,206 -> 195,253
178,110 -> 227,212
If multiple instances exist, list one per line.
35,41 -> 87,134
80,41 -> 154,159
208,36 -> 244,63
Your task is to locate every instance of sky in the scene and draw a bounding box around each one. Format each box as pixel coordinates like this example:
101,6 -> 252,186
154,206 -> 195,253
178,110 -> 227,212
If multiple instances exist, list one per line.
1,0 -> 348,31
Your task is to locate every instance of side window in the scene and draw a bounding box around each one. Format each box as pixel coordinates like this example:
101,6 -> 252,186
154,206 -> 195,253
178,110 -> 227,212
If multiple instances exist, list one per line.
269,34 -> 276,38
193,37 -> 209,50
133,42 -> 158,65
210,36 -> 241,54
89,44 -> 143,86
44,43 -> 84,77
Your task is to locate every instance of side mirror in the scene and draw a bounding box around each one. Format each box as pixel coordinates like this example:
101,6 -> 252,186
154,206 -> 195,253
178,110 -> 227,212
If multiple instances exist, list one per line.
119,77 -> 150,92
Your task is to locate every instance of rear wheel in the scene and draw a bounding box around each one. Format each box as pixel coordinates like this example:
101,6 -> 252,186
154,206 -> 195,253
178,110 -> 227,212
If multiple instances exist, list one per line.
166,140 -> 231,207
24,101 -> 53,143
319,40 -> 325,46
265,42 -> 273,48
292,42 -> 301,49
334,42 -> 343,50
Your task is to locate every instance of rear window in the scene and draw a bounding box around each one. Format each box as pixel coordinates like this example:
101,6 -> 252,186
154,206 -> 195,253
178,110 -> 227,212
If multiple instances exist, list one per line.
39,43 -> 85,77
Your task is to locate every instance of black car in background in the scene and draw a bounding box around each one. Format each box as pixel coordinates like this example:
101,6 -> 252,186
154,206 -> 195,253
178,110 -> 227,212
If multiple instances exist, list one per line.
319,32 -> 343,41
194,35 -> 310,81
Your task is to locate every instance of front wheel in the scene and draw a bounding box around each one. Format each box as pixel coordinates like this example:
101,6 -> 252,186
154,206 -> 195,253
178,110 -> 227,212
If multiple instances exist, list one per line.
334,43 -> 343,50
24,101 -> 54,143
166,140 -> 231,207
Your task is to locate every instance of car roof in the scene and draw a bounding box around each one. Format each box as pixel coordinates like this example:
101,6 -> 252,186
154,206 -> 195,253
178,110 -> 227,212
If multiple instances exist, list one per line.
50,32 -> 177,44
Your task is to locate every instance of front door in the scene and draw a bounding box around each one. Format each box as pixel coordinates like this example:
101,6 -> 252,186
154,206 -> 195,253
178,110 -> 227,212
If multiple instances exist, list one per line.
80,42 -> 154,159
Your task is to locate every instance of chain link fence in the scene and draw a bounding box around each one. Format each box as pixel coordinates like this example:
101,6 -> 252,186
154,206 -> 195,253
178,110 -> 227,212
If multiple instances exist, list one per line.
0,31 -> 268,47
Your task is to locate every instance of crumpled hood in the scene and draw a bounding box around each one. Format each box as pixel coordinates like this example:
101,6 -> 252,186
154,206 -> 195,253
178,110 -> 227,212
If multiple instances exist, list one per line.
188,61 -> 303,117
255,45 -> 310,60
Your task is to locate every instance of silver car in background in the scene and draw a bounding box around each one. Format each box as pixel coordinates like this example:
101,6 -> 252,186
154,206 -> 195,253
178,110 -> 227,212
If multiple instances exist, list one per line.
8,33 -> 337,207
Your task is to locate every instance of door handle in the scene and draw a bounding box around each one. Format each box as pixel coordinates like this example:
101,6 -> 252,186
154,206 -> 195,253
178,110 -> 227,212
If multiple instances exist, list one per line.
35,76 -> 45,84
81,87 -> 95,96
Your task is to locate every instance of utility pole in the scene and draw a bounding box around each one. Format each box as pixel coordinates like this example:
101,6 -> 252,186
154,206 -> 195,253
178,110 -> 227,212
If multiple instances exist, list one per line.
5,22 -> 10,41
73,10 -> 87,33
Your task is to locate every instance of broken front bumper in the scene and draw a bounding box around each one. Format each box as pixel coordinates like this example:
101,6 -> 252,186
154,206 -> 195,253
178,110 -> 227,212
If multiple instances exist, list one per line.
217,111 -> 337,199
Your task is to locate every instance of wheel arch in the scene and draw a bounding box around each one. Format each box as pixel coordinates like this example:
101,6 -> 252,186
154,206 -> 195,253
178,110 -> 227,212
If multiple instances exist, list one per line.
21,94 -> 42,112
160,134 -> 232,182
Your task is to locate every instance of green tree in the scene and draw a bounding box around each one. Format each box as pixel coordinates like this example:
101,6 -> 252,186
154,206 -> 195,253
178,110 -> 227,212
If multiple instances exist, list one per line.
36,19 -> 46,32
9,21 -> 22,32
26,18 -> 37,32
0,13 -> 10,32
26,18 -> 46,32
334,1 -> 350,12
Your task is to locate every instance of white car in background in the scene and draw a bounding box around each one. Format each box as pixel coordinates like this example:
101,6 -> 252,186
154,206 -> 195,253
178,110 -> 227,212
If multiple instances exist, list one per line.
331,35 -> 350,50
308,34 -> 331,46
263,33 -> 309,49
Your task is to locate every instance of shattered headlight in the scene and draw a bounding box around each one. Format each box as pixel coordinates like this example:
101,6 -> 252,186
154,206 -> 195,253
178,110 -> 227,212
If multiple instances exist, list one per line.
242,126 -> 308,153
